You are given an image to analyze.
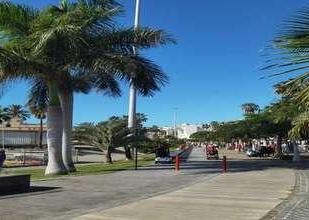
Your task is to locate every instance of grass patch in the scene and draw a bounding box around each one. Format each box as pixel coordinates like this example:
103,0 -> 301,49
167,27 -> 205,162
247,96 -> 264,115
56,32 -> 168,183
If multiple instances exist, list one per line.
1,156 -> 154,181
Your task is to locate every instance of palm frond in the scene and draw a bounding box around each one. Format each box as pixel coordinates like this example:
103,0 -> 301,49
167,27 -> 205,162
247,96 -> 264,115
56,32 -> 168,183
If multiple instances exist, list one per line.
86,54 -> 168,96
27,78 -> 49,111
289,111 -> 309,139
94,27 -> 176,53
0,2 -> 38,38
263,7 -> 309,76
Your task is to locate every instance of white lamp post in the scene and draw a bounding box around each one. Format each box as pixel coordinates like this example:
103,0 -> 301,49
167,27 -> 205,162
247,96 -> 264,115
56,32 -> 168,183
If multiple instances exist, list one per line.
1,122 -> 4,150
128,0 -> 141,170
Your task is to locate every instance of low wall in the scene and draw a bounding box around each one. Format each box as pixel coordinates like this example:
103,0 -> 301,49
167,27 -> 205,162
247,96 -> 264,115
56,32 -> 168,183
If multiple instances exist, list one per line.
0,174 -> 30,195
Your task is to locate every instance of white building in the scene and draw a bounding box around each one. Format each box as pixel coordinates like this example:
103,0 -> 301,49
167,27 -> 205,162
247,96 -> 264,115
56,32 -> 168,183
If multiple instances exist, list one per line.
176,124 -> 204,139
1,117 -> 47,147
161,126 -> 175,136
159,124 -> 204,139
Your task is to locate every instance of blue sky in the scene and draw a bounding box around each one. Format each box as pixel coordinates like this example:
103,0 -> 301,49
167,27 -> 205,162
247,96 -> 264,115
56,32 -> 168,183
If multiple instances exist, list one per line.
4,0 -> 308,126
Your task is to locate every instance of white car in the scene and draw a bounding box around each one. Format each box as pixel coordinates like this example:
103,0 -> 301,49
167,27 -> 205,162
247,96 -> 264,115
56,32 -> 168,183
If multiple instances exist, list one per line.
154,157 -> 172,165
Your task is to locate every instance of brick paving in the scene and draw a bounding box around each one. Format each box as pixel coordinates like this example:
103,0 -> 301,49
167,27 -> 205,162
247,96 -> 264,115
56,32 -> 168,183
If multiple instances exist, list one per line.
264,168 -> 309,220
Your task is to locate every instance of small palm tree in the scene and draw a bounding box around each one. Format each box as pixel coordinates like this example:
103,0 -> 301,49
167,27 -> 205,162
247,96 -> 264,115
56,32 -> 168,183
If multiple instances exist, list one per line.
73,118 -> 130,164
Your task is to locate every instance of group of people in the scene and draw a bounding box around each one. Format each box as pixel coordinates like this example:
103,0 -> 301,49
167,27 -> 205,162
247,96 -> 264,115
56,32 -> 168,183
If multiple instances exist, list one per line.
225,140 -> 276,153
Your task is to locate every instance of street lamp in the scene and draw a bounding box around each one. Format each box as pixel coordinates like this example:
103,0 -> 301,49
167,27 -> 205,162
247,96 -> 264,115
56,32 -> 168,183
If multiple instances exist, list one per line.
128,0 -> 141,170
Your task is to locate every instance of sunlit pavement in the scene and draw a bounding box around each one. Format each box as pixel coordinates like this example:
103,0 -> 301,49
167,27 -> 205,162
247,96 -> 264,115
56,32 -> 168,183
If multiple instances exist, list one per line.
73,147 -> 295,220
0,147 -> 300,219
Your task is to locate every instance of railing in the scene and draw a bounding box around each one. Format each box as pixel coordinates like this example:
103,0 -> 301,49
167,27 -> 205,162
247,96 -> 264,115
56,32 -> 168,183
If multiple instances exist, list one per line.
0,131 -> 47,147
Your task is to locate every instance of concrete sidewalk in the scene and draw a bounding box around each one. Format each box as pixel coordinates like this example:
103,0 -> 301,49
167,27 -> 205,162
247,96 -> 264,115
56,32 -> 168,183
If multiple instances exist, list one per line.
74,167 -> 294,220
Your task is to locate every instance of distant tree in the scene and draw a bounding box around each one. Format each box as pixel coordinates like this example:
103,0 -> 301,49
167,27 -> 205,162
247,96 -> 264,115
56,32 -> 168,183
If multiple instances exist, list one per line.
27,81 -> 48,148
7,105 -> 30,121
264,97 -> 302,156
209,121 -> 221,131
190,131 -> 215,142
29,106 -> 46,148
0,107 -> 10,125
241,103 -> 260,115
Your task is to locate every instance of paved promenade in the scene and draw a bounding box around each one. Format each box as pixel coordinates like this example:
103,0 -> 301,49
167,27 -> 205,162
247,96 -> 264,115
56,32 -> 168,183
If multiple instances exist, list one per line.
74,149 -> 294,220
0,148 -> 300,219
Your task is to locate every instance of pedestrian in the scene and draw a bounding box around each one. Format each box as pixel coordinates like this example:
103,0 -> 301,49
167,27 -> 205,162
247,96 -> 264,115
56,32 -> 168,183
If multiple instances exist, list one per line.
0,149 -> 6,169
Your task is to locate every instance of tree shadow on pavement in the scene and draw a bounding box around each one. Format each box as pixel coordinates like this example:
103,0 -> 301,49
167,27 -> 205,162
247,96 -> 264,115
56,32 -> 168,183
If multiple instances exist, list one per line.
0,186 -> 61,198
139,158 -> 309,175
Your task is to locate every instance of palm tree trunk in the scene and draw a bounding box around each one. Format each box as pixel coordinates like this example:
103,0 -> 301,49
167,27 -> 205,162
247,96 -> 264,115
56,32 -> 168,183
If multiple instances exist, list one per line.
39,117 -> 43,148
59,89 -> 76,172
106,146 -> 113,164
45,82 -> 67,175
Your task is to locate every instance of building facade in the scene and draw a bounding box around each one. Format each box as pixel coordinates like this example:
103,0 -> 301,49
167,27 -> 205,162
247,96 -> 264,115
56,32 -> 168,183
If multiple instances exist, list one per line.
158,124 -> 204,139
176,124 -> 204,139
1,117 -> 47,147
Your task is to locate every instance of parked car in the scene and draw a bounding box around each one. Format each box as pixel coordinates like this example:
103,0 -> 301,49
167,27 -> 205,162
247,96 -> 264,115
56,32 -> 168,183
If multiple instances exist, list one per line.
246,146 -> 274,157
154,156 -> 172,164
154,146 -> 172,165
246,148 -> 259,157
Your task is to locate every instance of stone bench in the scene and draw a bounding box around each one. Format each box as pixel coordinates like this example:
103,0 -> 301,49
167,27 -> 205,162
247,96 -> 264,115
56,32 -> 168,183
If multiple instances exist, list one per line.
0,174 -> 30,195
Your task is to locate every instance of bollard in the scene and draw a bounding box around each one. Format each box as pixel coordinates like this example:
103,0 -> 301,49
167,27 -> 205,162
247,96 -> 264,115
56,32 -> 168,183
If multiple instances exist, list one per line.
175,155 -> 180,171
222,156 -> 227,173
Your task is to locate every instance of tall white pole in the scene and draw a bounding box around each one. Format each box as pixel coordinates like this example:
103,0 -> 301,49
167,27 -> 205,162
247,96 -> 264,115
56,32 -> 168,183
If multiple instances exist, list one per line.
128,0 -> 141,170
1,123 -> 3,150
173,108 -> 178,138
128,0 -> 141,130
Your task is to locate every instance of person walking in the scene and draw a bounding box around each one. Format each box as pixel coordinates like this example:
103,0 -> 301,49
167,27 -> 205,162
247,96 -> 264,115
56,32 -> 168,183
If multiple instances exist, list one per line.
0,149 -> 6,170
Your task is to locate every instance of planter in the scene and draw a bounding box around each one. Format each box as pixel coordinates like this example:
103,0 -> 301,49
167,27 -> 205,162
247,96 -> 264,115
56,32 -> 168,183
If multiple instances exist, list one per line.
0,174 -> 30,195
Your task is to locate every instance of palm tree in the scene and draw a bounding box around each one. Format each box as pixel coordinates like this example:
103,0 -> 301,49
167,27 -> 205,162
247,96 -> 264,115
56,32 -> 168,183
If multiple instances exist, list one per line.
262,7 -> 309,161
0,2 -> 68,175
49,1 -> 171,173
0,1 -> 174,174
241,103 -> 260,115
0,106 -> 10,149
27,78 -> 48,149
73,118 -> 130,164
7,104 -> 30,122
29,106 -> 46,148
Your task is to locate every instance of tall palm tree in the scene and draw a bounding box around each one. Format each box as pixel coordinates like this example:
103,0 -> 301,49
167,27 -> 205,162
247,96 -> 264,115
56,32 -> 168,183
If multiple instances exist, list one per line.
263,6 -> 309,161
0,2 -> 68,175
0,1 -> 174,175
44,0 -> 172,172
